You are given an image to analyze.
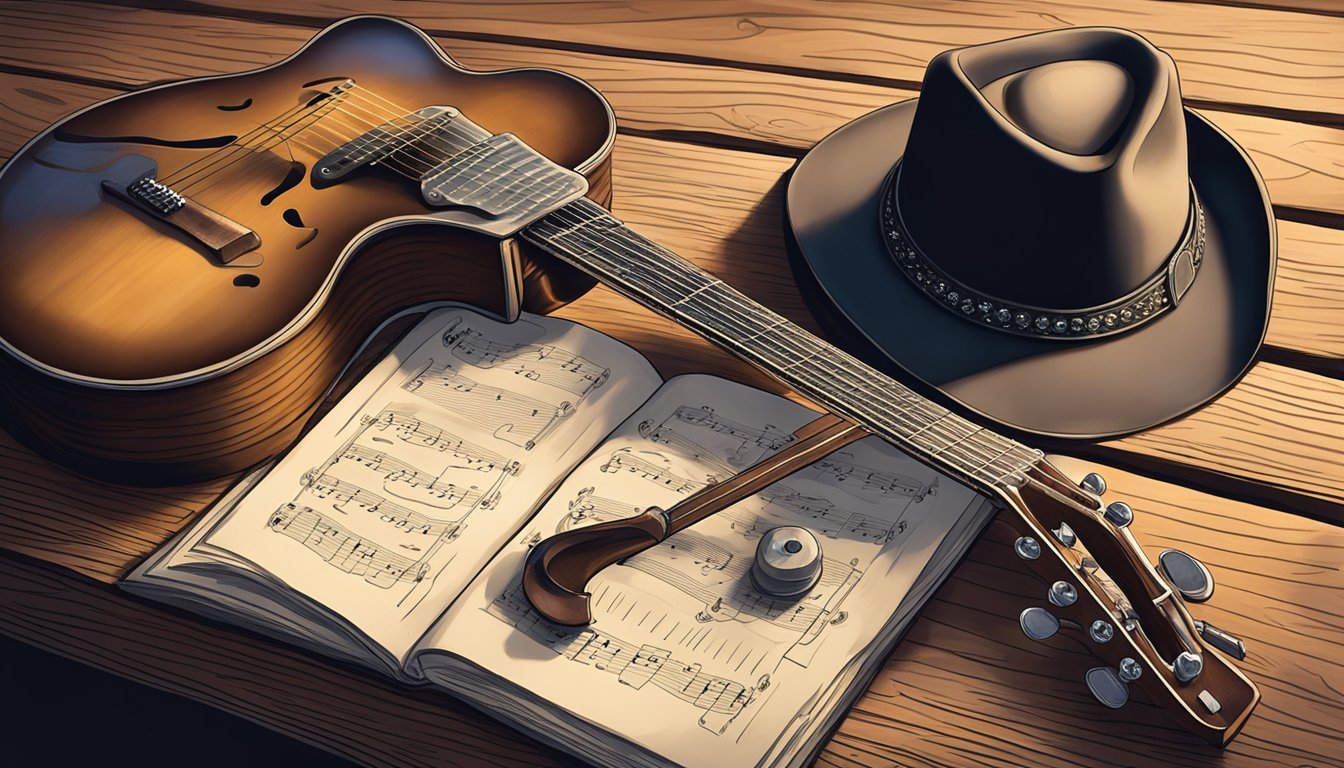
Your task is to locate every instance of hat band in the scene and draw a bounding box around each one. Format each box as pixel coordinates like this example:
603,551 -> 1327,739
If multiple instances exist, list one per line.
880,168 -> 1206,341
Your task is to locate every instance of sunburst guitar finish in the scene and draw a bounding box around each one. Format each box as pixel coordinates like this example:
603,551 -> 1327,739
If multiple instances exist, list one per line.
0,17 -> 613,483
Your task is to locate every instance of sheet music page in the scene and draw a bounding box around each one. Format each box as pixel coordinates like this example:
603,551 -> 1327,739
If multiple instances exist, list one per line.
201,305 -> 663,662
418,374 -> 984,767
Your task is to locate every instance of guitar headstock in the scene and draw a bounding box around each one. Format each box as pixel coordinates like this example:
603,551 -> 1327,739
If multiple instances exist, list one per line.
996,459 -> 1259,746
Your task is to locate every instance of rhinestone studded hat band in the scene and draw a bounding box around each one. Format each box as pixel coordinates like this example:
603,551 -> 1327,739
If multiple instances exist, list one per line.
880,164 -> 1206,340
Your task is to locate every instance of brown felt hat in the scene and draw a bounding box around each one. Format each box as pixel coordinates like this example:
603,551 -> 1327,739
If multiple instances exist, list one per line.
786,27 -> 1275,440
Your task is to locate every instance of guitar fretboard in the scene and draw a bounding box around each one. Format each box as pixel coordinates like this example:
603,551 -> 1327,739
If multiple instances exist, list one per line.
523,197 -> 1042,492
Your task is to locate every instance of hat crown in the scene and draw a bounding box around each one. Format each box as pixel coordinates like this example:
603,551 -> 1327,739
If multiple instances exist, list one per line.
895,28 -> 1190,310
985,59 -> 1133,155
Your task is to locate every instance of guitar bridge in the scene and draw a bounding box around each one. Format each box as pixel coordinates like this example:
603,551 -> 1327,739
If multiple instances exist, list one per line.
102,172 -> 260,264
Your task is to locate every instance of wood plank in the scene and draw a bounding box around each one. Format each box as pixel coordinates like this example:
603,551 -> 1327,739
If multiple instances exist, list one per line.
2,3 -> 1341,228
1185,0 -> 1344,17
3,453 -> 1340,768
113,0 -> 1344,125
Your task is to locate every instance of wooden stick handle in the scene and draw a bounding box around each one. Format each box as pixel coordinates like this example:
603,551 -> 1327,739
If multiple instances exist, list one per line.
523,413 -> 870,625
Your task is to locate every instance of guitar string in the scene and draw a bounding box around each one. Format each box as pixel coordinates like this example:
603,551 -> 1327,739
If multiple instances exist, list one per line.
528,202 -> 1053,485
529,209 -> 1038,491
165,87 -> 426,193
172,91 -> 420,194
157,90 -> 338,187
142,86 -> 1076,499
162,87 -> 357,189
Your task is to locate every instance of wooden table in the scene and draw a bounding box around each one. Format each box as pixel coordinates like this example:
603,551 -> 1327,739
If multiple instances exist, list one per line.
2,2 -> 1342,766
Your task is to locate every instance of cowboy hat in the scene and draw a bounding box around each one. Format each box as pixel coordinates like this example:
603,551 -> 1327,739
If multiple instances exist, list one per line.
786,27 -> 1275,439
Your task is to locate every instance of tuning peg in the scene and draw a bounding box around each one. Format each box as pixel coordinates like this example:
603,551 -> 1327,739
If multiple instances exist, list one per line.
1158,549 -> 1214,602
1173,651 -> 1204,682
1103,501 -> 1133,527
1089,619 -> 1115,644
1195,620 -> 1246,661
1014,536 -> 1041,560
1118,657 -> 1143,682
1085,667 -> 1129,709
1019,607 -> 1060,641
1048,580 -> 1077,607
1051,522 -> 1076,548
1080,472 -> 1107,495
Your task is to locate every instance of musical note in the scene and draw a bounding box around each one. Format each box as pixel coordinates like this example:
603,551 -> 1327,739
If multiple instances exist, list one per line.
304,472 -> 461,536
599,448 -> 709,494
443,318 -> 612,398
403,361 -> 575,449
337,444 -> 490,511
268,503 -> 431,589
638,421 -> 737,480
759,487 -> 901,543
809,455 -> 933,500
487,585 -> 758,733
557,487 -> 641,532
363,408 -> 520,474
667,405 -> 794,452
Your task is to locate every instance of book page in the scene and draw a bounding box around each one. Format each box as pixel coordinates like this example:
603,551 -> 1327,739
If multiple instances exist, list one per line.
417,374 -> 986,767
199,305 -> 663,663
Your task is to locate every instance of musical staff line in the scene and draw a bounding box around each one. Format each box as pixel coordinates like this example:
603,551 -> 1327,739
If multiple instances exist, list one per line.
404,361 -> 575,449
443,316 -> 611,398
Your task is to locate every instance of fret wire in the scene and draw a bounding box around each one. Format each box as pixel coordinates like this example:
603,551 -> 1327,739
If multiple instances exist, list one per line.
526,206 -> 1039,486
524,203 -> 1037,486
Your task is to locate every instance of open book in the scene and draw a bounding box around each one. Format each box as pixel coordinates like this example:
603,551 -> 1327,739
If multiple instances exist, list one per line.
124,305 -> 997,768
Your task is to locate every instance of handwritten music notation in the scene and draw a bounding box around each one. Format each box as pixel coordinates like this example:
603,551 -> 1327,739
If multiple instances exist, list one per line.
337,444 -> 499,511
809,455 -> 936,502
759,486 -> 905,544
623,535 -> 861,634
557,487 -> 641,532
268,503 -> 432,589
303,472 -> 460,543
599,448 -> 710,495
489,585 -> 760,734
403,361 -> 575,450
363,408 -> 520,475
443,317 -> 611,398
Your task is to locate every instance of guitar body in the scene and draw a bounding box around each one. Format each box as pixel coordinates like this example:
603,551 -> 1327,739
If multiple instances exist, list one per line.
0,17 -> 613,483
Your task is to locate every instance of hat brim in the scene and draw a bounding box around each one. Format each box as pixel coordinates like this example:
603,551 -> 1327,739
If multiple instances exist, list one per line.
786,100 -> 1276,440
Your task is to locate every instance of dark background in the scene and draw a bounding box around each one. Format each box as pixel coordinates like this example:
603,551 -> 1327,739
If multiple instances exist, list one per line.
0,632 -> 356,766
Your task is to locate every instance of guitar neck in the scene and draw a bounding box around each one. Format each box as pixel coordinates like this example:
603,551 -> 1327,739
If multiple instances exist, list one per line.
522,197 -> 1042,494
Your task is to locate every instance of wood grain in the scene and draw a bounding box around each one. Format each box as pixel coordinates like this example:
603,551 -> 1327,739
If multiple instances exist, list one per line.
2,456 -> 1341,768
112,0 -> 1344,124
3,2 -> 1342,228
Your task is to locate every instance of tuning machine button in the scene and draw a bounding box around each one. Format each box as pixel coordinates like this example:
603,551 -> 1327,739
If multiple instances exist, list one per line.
1158,549 -> 1214,602
1048,581 -> 1077,607
1051,522 -> 1076,548
1080,472 -> 1107,496
1195,620 -> 1246,661
1103,501 -> 1133,528
1014,536 -> 1041,560
1089,619 -> 1115,644
1086,667 -> 1129,709
1118,657 -> 1143,682
1173,651 -> 1204,682
1019,607 -> 1060,641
